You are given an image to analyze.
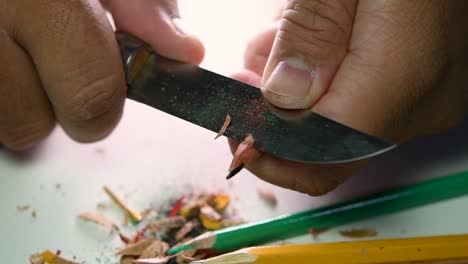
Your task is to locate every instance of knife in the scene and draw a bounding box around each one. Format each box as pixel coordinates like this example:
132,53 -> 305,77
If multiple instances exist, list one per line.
116,32 -> 396,164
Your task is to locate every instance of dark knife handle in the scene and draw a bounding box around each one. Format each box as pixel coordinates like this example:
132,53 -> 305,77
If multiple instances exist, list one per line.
116,32 -> 152,86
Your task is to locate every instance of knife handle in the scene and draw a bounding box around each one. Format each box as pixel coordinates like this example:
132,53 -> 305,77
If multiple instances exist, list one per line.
116,32 -> 152,86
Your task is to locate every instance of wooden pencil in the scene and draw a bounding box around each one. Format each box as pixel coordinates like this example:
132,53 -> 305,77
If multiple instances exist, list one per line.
167,170 -> 468,255
192,234 -> 468,264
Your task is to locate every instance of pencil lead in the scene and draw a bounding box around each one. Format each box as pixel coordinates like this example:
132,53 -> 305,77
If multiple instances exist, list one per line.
226,164 -> 244,179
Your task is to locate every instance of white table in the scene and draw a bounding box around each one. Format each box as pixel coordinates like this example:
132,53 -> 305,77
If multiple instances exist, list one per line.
1,1 -> 468,262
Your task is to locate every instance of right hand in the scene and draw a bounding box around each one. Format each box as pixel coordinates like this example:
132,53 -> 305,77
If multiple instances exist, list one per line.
0,0 -> 203,150
231,0 -> 468,196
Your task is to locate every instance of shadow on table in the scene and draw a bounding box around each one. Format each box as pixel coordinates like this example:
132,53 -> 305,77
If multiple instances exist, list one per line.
331,117 -> 468,201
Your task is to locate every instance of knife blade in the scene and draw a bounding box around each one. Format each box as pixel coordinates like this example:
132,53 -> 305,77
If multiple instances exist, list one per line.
116,33 -> 396,164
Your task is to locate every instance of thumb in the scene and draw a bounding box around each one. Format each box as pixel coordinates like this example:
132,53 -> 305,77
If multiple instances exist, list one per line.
102,0 -> 204,64
261,0 -> 357,109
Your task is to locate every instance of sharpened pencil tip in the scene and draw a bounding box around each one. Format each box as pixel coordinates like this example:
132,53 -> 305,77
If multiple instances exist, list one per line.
226,164 -> 244,179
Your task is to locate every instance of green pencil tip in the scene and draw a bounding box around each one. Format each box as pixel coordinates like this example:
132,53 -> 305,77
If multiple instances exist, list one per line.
167,244 -> 196,255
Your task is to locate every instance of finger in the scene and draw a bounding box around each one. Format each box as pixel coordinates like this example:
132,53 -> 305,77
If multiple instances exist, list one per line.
244,24 -> 278,76
229,70 -> 360,196
0,29 -> 55,150
261,0 -> 358,109
230,70 -> 262,88
10,0 -> 126,143
102,0 -> 204,64
314,0 -> 461,142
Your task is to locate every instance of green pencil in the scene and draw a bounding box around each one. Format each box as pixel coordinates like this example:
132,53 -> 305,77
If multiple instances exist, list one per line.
167,170 -> 468,255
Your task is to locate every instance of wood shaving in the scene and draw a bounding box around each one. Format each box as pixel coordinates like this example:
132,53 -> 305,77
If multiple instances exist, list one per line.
175,221 -> 198,242
95,147 -> 105,155
339,228 -> 378,238
179,194 -> 212,218
229,134 -> 259,171
199,205 -> 222,230
200,205 -> 221,221
120,256 -> 136,264
96,203 -> 108,210
117,238 -> 156,256
29,253 -> 44,264
103,186 -> 142,222
309,227 -> 330,240
256,187 -> 277,207
208,194 -> 230,213
145,216 -> 186,232
120,233 -> 132,244
133,256 -> 170,264
175,249 -> 197,264
214,115 -> 231,139
78,212 -> 119,231
138,240 -> 169,259
141,208 -> 157,220
17,204 -> 31,211
31,191 -> 242,263
40,250 -> 79,264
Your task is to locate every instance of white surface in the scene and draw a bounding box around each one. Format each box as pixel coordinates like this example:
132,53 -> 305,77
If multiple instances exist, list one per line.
1,1 -> 468,262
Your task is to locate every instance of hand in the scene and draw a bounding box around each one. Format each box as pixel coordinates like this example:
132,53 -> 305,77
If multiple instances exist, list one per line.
0,0 -> 203,150
231,0 -> 468,196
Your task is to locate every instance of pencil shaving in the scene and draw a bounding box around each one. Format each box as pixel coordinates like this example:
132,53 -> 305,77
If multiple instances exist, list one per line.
200,205 -> 222,230
209,194 -> 230,213
78,212 -> 119,231
145,216 -> 186,232
132,256 -> 170,264
120,256 -> 136,264
339,228 -> 378,238
40,250 -> 80,264
175,249 -> 199,264
215,115 -> 231,139
29,253 -> 44,264
138,240 -> 169,259
17,204 -> 31,211
256,187 -> 277,207
103,186 -> 142,222
175,221 -> 198,242
117,238 -> 156,256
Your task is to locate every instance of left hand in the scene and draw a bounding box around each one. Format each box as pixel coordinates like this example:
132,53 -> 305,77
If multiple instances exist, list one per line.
101,0 -> 204,64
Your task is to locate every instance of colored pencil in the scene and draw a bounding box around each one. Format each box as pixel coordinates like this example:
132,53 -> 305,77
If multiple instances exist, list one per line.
192,234 -> 468,264
167,170 -> 468,254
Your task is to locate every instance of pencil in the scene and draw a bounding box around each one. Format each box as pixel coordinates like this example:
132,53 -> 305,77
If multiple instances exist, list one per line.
192,234 -> 468,264
167,170 -> 468,254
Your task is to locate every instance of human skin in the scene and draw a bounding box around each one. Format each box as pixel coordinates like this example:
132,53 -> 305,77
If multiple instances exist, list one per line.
230,0 -> 468,196
0,0 -> 203,149
1,0 -> 466,197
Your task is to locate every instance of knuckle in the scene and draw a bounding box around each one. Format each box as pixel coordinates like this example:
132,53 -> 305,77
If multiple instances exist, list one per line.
61,68 -> 124,121
2,118 -> 55,150
278,0 -> 353,59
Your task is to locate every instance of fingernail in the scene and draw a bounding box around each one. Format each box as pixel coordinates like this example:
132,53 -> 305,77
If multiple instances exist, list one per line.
262,58 -> 315,109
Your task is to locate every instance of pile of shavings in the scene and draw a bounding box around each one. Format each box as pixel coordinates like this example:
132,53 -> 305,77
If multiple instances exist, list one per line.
30,187 -> 243,264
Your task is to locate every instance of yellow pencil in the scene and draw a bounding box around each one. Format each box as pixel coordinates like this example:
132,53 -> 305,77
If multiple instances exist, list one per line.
192,234 -> 468,264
